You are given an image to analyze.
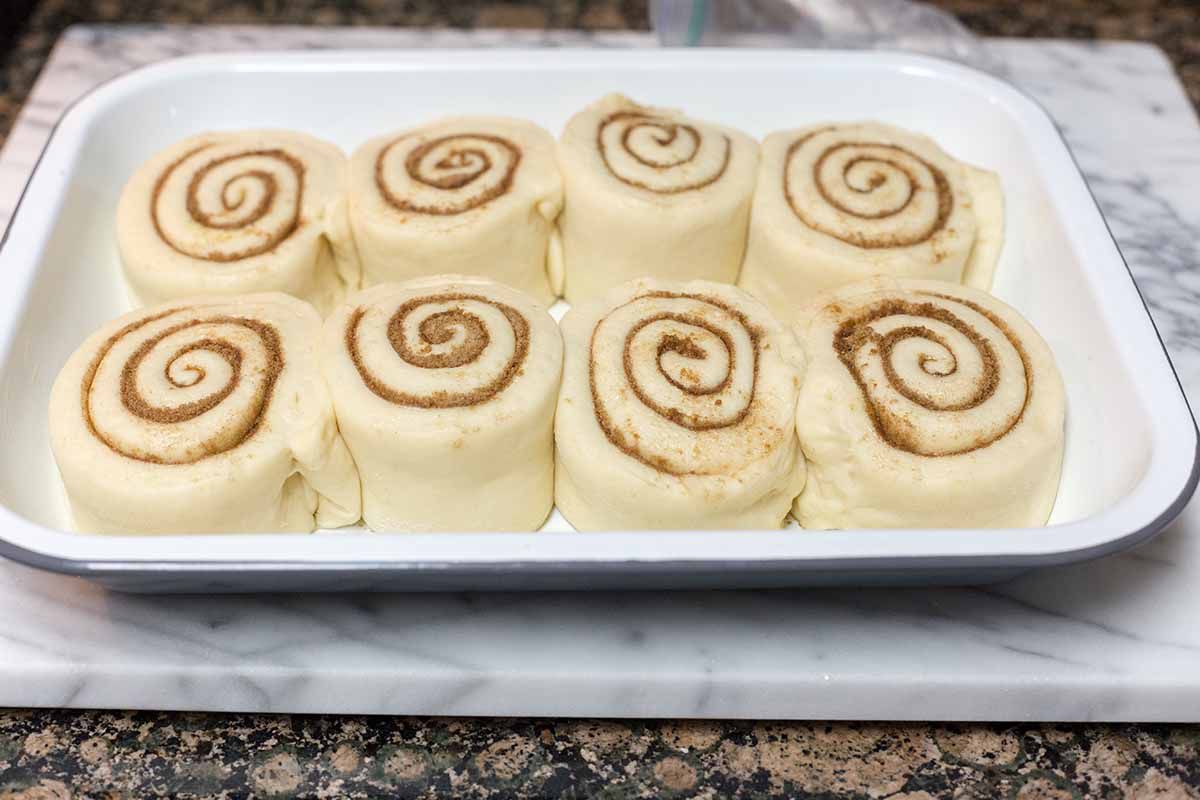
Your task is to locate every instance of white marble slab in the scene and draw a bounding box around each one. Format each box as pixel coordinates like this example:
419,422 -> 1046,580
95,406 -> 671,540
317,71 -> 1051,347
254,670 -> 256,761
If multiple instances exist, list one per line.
1,27 -> 1198,721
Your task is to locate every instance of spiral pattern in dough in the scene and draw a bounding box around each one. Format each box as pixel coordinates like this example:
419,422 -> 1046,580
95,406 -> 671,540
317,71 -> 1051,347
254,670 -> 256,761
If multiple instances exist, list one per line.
375,134 -> 521,215
345,293 -> 530,408
589,292 -> 770,475
784,127 -> 953,249
80,308 -> 283,465
597,111 -> 732,194
151,145 -> 305,262
833,291 -> 1031,456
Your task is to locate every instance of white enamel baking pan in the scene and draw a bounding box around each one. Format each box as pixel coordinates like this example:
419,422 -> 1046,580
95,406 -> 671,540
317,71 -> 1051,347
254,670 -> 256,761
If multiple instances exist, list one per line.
0,49 -> 1194,593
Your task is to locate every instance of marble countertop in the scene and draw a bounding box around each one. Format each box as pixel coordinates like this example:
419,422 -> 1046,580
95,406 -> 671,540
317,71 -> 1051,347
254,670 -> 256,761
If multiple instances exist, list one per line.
1,23 -> 1200,798
1,23 -> 1198,718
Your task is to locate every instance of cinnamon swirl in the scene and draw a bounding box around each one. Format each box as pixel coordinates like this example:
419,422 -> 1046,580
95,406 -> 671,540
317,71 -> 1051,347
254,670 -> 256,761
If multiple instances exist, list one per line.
555,277 -> 806,530
48,293 -> 361,534
116,130 -> 357,315
793,277 -> 1065,529
555,94 -> 759,303
337,117 -> 562,305
322,275 -> 562,532
738,122 -> 1004,320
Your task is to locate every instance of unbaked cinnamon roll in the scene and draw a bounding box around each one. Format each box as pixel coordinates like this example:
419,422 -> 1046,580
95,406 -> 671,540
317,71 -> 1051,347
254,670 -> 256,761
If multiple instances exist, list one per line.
555,277 -> 805,530
336,117 -> 562,304
555,94 -> 759,303
794,277 -> 1065,529
116,130 -> 357,315
322,275 -> 562,532
48,293 -> 361,534
739,122 -> 1004,320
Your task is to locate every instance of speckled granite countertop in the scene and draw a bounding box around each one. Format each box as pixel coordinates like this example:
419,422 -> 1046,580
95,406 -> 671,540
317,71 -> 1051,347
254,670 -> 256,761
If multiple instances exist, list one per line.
2,4 -> 1200,799
4,711 -> 1200,798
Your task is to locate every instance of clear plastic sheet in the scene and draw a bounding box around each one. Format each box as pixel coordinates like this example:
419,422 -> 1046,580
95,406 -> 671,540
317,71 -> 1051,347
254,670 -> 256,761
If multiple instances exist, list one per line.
650,0 -> 1002,74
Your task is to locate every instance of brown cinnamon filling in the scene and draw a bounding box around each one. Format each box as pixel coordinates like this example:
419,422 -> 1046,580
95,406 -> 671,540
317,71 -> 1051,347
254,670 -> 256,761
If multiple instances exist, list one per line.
832,292 -> 1032,456
783,129 -> 953,249
589,292 -> 762,475
81,310 -> 283,464
374,133 -> 521,215
346,293 -> 529,408
151,145 -> 306,262
597,111 -> 731,194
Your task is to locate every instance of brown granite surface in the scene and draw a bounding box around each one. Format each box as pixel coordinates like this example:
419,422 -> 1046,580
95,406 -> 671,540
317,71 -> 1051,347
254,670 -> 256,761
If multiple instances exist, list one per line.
2,711 -> 1200,798
2,1 -> 1200,797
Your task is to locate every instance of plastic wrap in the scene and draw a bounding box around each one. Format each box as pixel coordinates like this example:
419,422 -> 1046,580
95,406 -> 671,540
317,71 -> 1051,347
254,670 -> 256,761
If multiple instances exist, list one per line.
650,0 -> 1001,73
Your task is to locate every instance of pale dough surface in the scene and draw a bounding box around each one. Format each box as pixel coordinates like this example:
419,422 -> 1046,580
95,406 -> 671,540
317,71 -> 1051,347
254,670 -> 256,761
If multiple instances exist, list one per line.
555,94 -> 759,303
555,277 -> 806,530
739,122 -> 1005,321
116,129 -> 356,316
321,275 -> 563,532
48,293 -> 361,534
339,117 -> 563,304
793,276 -> 1065,529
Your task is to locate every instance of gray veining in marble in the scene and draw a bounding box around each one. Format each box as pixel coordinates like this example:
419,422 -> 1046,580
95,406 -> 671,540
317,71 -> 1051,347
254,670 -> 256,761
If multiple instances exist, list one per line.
0,27 -> 1197,720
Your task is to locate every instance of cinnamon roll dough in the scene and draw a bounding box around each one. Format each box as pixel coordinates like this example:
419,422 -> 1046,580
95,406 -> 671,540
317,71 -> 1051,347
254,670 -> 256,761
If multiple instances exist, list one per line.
337,117 -> 562,304
321,275 -> 562,532
116,130 -> 357,315
48,293 -> 361,534
793,277 -> 1065,529
738,122 -> 1004,320
555,277 -> 806,530
555,94 -> 759,303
